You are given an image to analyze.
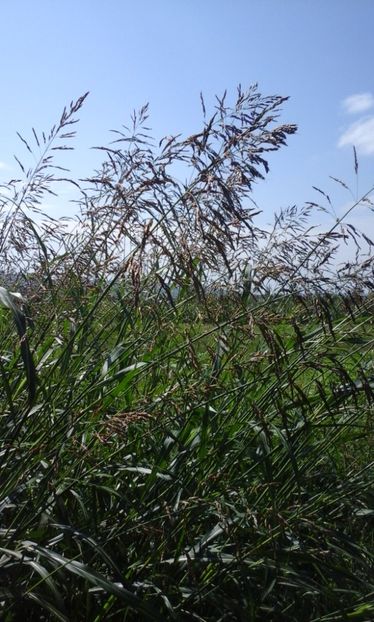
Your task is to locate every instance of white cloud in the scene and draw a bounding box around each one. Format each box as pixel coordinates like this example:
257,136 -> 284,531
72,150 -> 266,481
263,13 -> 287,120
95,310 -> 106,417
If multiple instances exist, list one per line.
338,116 -> 374,155
342,92 -> 374,114
0,161 -> 9,170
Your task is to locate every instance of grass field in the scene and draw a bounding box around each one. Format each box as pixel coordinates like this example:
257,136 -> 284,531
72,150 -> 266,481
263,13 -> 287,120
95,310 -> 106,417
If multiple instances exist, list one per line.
0,88 -> 373,620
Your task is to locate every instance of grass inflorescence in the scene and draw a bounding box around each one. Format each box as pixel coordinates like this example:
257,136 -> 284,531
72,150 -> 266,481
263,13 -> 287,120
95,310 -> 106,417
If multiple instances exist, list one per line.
0,86 -> 373,621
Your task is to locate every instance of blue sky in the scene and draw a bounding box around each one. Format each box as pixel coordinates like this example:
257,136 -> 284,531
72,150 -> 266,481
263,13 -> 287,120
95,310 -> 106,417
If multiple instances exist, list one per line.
0,0 -> 373,232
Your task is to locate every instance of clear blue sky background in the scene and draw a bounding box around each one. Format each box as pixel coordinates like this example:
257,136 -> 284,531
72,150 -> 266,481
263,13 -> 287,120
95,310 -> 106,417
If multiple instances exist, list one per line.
0,0 -> 373,233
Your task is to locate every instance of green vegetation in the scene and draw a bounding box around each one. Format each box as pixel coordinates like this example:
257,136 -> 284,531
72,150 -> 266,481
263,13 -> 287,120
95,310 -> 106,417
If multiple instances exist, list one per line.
0,87 -> 373,621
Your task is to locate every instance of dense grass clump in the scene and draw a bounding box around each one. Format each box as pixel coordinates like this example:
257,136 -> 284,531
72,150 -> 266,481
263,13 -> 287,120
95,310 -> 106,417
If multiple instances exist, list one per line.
0,87 -> 373,621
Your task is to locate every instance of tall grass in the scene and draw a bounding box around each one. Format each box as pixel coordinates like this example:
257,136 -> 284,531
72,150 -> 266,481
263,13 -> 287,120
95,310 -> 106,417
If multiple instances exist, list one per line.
0,86 -> 372,621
